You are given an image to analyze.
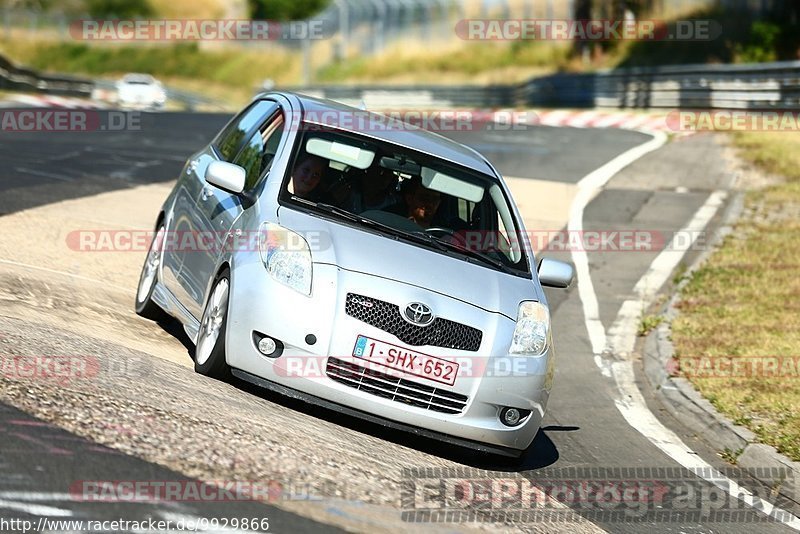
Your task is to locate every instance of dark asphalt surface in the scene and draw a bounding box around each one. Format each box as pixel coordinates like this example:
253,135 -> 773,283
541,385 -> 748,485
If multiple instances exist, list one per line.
0,401 -> 336,534
0,111 -> 795,533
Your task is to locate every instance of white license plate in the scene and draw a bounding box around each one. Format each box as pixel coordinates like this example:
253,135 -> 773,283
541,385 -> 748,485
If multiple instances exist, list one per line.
352,335 -> 459,386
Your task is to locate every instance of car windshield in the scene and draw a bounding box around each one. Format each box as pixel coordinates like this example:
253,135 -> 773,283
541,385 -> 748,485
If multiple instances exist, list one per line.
122,75 -> 155,85
281,127 -> 530,275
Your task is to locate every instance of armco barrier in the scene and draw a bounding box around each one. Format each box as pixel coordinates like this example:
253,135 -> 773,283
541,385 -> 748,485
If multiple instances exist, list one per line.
286,60 -> 800,111
0,53 -> 93,97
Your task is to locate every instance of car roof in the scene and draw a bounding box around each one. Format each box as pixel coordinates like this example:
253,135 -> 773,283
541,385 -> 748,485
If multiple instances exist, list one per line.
282,92 -> 497,177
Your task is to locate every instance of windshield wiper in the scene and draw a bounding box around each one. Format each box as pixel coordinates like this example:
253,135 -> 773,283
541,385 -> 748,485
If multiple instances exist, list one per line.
411,231 -> 513,273
312,201 -> 361,223
311,202 -> 404,237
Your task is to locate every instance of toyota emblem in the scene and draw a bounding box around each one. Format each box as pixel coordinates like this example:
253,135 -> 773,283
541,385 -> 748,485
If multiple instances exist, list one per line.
403,302 -> 434,327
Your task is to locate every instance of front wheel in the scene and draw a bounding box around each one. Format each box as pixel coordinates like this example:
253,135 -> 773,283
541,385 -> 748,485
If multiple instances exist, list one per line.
135,224 -> 168,321
194,269 -> 232,380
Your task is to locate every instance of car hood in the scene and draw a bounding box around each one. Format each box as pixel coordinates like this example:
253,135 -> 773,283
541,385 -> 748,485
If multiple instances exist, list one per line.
277,207 -> 538,318
118,84 -> 163,98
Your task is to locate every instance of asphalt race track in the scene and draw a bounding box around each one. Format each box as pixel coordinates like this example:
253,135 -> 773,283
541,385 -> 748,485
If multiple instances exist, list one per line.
0,110 -> 797,533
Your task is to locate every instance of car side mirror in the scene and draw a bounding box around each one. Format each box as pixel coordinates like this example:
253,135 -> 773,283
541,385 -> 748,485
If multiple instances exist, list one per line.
205,161 -> 246,195
537,258 -> 574,288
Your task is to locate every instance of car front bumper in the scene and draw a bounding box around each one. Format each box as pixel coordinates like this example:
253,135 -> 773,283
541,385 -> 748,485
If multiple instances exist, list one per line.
224,258 -> 554,453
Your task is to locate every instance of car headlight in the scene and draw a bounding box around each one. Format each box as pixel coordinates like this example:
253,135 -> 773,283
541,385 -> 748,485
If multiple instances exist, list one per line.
258,222 -> 312,296
509,301 -> 550,356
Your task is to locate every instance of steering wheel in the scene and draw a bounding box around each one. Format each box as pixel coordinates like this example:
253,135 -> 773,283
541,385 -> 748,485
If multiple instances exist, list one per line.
425,227 -> 455,238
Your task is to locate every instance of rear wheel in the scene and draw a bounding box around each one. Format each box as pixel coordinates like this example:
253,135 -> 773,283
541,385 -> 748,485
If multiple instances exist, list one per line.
194,269 -> 232,380
135,224 -> 168,321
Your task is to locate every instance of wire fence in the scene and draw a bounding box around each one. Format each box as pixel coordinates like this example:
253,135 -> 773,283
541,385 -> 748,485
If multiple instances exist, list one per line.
0,0 -> 791,85
287,59 -> 800,110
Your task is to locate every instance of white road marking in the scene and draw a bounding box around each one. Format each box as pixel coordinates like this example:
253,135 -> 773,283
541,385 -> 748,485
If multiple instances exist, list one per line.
570,133 -> 800,529
568,131 -> 667,363
608,190 -> 727,357
0,492 -> 75,501
0,498 -> 73,517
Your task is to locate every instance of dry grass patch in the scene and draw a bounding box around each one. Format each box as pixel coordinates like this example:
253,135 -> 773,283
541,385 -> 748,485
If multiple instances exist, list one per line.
671,132 -> 800,461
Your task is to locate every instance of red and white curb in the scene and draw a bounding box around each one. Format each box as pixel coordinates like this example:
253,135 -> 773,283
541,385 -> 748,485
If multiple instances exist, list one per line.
374,107 -> 688,136
518,109 -> 683,134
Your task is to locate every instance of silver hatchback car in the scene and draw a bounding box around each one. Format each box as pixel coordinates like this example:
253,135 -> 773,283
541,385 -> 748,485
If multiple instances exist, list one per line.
135,93 -> 574,457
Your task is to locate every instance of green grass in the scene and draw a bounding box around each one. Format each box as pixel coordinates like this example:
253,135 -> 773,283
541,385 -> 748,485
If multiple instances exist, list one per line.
3,5 -> 800,100
317,40 -> 571,84
607,7 -> 800,68
0,38 -> 302,91
638,315 -> 664,337
671,131 -> 800,462
0,36 -> 310,109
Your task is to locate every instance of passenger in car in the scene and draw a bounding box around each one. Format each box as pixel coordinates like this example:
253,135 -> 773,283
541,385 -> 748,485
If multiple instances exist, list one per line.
290,154 -> 327,200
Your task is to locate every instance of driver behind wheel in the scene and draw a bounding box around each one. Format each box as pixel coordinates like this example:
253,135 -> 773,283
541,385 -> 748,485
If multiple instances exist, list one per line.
401,177 -> 441,229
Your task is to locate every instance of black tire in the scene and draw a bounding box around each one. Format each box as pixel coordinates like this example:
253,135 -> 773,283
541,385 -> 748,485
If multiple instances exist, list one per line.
194,269 -> 232,380
135,224 -> 169,321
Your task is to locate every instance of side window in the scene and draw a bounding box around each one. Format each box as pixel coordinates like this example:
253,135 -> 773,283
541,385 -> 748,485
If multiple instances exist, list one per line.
457,198 -> 475,224
213,100 -> 278,162
233,112 -> 285,191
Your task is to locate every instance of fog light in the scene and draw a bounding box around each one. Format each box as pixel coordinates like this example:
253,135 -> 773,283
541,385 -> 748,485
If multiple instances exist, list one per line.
500,407 -> 530,427
258,337 -> 277,356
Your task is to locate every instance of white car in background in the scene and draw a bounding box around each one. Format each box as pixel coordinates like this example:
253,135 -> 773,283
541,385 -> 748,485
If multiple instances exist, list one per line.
116,73 -> 167,110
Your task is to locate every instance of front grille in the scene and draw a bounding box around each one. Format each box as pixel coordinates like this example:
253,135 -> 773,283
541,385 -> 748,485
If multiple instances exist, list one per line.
326,357 -> 469,414
345,293 -> 482,352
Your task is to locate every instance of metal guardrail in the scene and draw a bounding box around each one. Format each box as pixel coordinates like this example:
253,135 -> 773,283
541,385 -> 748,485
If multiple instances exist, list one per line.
288,60 -> 800,110
0,54 -> 93,97
0,55 -> 224,110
